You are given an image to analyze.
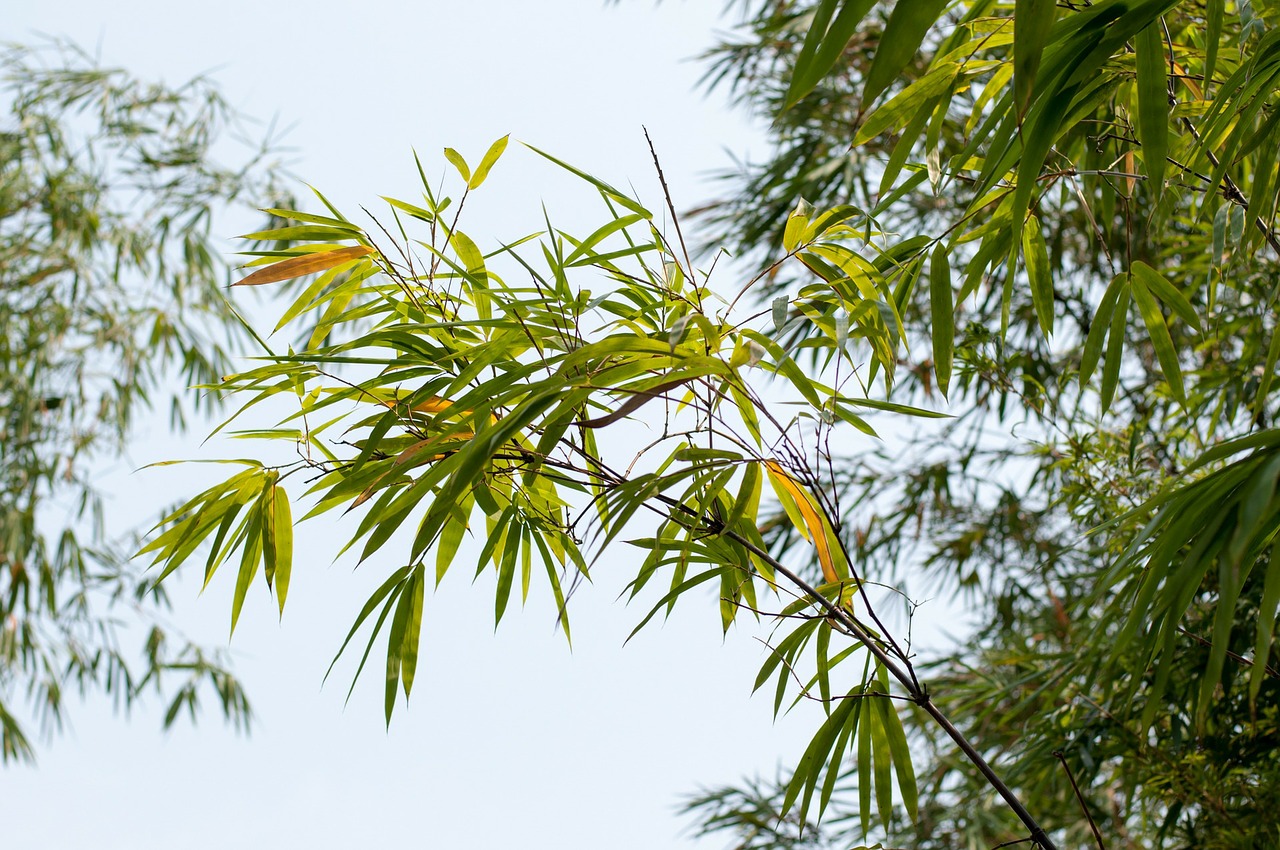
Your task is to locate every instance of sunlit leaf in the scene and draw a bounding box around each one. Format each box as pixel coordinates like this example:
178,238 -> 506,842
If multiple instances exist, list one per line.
235,245 -> 374,287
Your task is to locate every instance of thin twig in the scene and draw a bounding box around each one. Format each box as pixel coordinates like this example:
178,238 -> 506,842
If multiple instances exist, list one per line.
1053,750 -> 1107,850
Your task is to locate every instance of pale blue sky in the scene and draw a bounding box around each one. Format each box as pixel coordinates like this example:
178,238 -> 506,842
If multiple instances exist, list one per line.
0,4 -> 853,849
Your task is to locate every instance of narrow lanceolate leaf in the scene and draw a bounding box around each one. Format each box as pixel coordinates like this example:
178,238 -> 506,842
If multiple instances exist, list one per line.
1131,269 -> 1187,407
929,242 -> 953,397
773,296 -> 788,333
522,143 -> 652,217
785,0 -> 876,109
325,564 -> 415,684
1205,0 -> 1224,93
235,245 -> 374,286
451,231 -> 487,282
468,134 -> 509,189
241,224 -> 363,242
443,147 -> 471,183
1131,261 -> 1201,332
1014,0 -> 1058,117
764,461 -> 841,584
1254,323 -> 1280,422
862,0 -> 949,108
399,565 -> 426,700
1251,544 -> 1280,705
230,498 -> 264,637
271,485 -> 293,615
876,694 -> 918,822
1135,23 -> 1169,196
1081,273 -> 1127,387
1100,284 -> 1130,414
853,60 -> 959,147
385,568 -> 416,726
1023,215 -> 1054,335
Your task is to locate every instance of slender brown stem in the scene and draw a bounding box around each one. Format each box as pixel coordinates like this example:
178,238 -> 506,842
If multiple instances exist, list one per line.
1053,751 -> 1107,850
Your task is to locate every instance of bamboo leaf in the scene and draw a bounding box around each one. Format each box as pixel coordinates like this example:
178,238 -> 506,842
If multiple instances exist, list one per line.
230,499 -> 264,637
1251,543 -> 1280,705
1131,269 -> 1187,407
400,565 -> 426,699
443,147 -> 471,183
876,693 -> 918,822
235,245 -> 374,287
1101,285 -> 1131,413
522,143 -> 652,217
1023,215 -> 1054,335
324,564 -> 415,684
1014,0 -> 1058,116
1081,273 -> 1127,387
786,0 -> 876,108
1131,261 -> 1201,332
469,134 -> 509,189
1205,0 -> 1223,93
929,242 -> 953,397
271,484 -> 293,616
854,61 -> 958,147
863,0 -> 949,107
1135,23 -> 1168,196
240,225 -> 362,243
871,691 -> 894,832
765,461 -> 842,584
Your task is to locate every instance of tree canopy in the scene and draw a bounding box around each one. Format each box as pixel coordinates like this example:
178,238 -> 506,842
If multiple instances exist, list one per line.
0,41 -> 283,760
140,2 -> 1280,848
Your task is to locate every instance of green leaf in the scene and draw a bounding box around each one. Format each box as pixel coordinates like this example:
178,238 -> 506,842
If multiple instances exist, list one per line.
1100,285 -> 1131,414
785,0 -> 876,108
1081,273 -> 1127,387
522,143 -> 652,217
271,484 -> 293,616
240,225 -> 362,243
1023,215 -> 1054,335
930,242 -> 953,397
858,693 -> 873,835
443,147 -> 471,183
855,61 -> 959,147
876,694 -> 918,822
400,565 -> 426,700
1014,0 -> 1058,116
1255,322 -> 1280,422
259,209 -> 362,230
863,0 -> 949,107
324,564 -> 415,684
783,198 -> 813,252
1205,0 -> 1223,94
1251,543 -> 1280,705
870,693 -> 894,831
230,498 -> 264,637
1131,261 -> 1201,332
469,134 -> 509,189
1135,23 -> 1169,197
385,566 -> 416,725
838,397 -> 948,418
1131,268 -> 1187,407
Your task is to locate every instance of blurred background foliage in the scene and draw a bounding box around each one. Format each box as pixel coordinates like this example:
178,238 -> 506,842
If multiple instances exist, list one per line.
0,40 -> 287,760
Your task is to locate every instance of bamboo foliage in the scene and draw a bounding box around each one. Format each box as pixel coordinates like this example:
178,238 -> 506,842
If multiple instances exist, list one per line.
145,0 -> 1280,844
685,1 -> 1280,846
144,138 -> 954,834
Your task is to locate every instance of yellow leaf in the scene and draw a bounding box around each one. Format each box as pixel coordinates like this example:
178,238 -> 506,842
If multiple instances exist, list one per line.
764,461 -> 841,584
235,245 -> 374,286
